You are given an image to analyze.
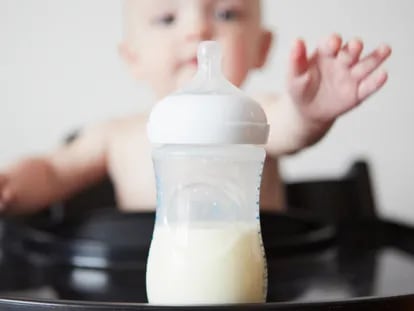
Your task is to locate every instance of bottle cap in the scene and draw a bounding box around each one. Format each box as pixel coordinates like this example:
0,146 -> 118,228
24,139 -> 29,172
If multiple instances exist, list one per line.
147,41 -> 269,145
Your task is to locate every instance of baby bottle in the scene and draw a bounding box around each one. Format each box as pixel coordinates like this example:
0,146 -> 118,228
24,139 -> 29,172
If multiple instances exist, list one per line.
146,41 -> 269,305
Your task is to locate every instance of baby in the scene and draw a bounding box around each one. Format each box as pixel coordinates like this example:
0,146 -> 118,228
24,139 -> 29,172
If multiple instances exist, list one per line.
0,0 -> 391,214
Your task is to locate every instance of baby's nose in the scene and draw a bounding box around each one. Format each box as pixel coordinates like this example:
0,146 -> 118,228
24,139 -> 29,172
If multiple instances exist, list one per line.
184,14 -> 213,42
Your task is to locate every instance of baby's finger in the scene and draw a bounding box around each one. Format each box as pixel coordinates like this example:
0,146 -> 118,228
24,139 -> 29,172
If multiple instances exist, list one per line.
337,39 -> 363,67
318,34 -> 342,57
0,174 -> 6,193
289,39 -> 309,77
351,44 -> 392,81
0,188 -> 12,213
0,176 -> 6,212
0,186 -> 15,210
358,69 -> 388,102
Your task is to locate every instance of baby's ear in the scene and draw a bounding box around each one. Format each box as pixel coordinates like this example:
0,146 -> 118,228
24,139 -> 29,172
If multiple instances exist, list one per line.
118,41 -> 142,79
254,30 -> 274,69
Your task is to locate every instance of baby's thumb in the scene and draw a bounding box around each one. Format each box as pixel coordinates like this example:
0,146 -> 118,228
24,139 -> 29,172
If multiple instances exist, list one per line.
0,190 -> 5,212
0,175 -> 11,212
0,187 -> 14,213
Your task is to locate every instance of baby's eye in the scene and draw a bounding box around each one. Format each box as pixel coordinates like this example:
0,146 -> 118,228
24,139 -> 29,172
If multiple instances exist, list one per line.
215,8 -> 242,21
154,13 -> 176,26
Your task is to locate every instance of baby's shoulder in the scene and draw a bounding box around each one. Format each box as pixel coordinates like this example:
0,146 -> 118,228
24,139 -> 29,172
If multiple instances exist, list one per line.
102,112 -> 150,145
108,113 -> 149,132
75,113 -> 148,145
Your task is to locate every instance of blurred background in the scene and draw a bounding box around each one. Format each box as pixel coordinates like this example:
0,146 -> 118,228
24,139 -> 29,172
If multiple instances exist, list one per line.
0,0 -> 412,223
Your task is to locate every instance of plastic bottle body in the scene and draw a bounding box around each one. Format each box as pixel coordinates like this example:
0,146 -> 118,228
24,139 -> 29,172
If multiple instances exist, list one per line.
146,144 -> 267,305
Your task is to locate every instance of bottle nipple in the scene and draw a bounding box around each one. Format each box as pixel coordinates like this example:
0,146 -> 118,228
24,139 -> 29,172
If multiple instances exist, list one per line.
178,40 -> 237,94
197,41 -> 223,82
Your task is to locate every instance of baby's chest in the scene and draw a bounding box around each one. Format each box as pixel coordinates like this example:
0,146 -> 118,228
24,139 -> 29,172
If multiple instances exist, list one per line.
106,132 -> 156,207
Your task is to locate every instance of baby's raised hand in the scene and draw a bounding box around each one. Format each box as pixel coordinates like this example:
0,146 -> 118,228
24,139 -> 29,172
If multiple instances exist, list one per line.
287,34 -> 391,128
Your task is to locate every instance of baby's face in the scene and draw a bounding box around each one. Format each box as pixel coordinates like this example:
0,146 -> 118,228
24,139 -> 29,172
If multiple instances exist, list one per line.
121,0 -> 271,99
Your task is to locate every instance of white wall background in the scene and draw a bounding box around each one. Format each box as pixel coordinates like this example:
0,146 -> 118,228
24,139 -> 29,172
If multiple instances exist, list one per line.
1,0 -> 413,223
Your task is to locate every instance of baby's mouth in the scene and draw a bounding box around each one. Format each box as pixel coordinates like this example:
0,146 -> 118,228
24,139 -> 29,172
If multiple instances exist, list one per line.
179,57 -> 198,69
188,57 -> 198,67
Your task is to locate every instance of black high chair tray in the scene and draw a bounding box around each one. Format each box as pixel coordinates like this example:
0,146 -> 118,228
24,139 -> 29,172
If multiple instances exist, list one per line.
0,294 -> 414,310
1,208 -> 336,268
1,208 -> 414,310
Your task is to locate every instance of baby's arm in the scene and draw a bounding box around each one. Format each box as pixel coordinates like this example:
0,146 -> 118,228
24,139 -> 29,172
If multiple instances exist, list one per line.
257,93 -> 315,156
262,34 -> 391,157
0,123 -> 110,214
